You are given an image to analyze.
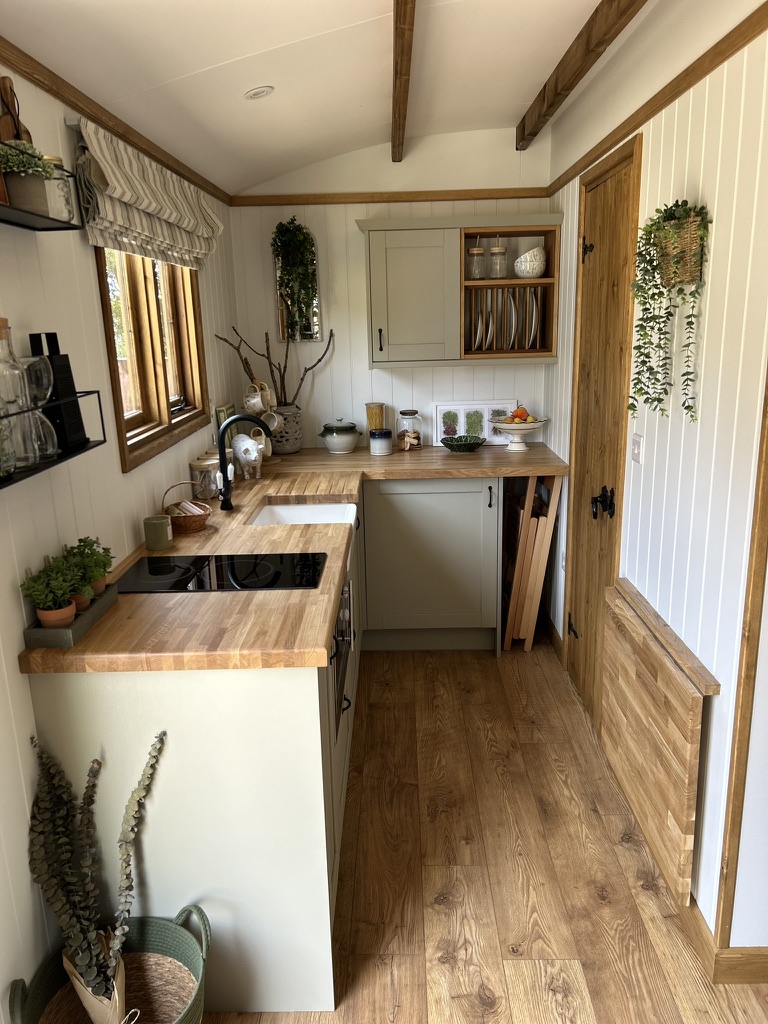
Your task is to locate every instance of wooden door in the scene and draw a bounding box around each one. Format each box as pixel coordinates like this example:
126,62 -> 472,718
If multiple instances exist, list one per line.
566,136 -> 642,728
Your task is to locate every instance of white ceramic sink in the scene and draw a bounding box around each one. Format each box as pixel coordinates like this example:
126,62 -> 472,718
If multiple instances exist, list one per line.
249,502 -> 356,526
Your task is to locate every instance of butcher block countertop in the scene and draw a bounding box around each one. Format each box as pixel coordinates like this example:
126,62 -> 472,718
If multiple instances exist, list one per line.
18,443 -> 567,675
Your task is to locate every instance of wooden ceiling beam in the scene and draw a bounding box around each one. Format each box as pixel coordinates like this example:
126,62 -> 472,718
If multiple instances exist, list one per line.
516,0 -> 651,151
391,0 -> 417,162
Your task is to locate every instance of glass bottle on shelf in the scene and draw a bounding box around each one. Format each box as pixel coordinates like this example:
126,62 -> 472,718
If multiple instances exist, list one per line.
0,317 -> 38,470
396,409 -> 423,450
0,398 -> 15,479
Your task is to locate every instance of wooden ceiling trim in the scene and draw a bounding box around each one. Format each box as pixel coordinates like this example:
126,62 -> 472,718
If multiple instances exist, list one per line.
547,1 -> 768,197
516,0 -> 652,151
0,33 -> 230,205
231,187 -> 549,207
391,0 -> 417,162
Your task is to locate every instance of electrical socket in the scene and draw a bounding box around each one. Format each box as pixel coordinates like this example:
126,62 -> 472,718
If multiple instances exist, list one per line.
631,433 -> 644,465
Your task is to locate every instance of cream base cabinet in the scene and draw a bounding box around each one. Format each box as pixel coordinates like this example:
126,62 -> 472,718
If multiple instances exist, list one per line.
367,228 -> 460,364
363,478 -> 499,629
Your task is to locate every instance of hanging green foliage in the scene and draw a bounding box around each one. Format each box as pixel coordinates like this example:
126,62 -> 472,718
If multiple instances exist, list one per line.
270,216 -> 319,341
629,200 -> 709,422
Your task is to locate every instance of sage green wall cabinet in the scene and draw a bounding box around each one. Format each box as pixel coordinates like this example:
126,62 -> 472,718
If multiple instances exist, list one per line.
367,227 -> 460,363
363,478 -> 499,630
358,214 -> 562,368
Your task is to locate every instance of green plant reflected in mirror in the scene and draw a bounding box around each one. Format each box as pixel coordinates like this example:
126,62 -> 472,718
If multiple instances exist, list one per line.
271,216 -> 320,342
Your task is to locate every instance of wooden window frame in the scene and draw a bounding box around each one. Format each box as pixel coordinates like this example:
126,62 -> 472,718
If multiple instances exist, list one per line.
95,247 -> 210,473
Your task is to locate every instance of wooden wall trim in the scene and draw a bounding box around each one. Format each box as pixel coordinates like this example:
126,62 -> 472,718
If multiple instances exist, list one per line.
547,2 -> 768,197
714,328 -> 768,948
516,0 -> 651,150
679,897 -> 718,979
0,33 -> 230,205
712,947 -> 768,984
231,187 -> 549,207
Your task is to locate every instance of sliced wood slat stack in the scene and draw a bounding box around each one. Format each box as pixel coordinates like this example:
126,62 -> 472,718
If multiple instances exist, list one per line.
503,475 -> 562,652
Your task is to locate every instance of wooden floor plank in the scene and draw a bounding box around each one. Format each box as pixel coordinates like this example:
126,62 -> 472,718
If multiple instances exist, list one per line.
365,649 -> 415,705
522,742 -> 686,1024
414,653 -> 485,866
503,960 -> 598,1024
533,644 -> 632,816
463,703 -> 577,960
423,865 -> 513,1024
340,954 -> 426,1024
499,647 -> 568,743
364,701 -> 418,784
452,650 -> 509,704
605,812 -> 768,1024
351,770 -> 424,954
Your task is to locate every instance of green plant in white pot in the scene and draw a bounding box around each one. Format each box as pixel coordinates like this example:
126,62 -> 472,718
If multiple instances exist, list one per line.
28,732 -> 166,1024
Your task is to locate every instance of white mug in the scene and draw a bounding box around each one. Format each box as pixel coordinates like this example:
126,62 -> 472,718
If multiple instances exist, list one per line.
250,426 -> 272,457
262,410 -> 285,434
244,390 -> 269,414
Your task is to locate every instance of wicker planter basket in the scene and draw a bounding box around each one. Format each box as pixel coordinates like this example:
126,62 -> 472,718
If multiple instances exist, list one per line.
9,905 -> 210,1024
657,213 -> 705,287
162,483 -> 212,534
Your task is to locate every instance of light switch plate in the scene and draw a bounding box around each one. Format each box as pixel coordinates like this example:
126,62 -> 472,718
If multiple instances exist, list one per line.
631,433 -> 644,464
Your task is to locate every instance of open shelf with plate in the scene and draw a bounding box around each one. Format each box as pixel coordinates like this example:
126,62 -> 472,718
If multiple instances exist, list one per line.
461,225 -> 560,360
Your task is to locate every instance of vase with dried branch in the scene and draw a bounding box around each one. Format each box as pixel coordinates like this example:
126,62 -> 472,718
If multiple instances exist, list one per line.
216,326 -> 334,453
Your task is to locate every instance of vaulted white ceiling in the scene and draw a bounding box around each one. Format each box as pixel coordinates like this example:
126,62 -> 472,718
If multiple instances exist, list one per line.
3,0 -> 604,194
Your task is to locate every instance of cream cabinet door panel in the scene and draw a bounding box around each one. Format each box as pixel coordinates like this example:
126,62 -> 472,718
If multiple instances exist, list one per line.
369,229 -> 460,363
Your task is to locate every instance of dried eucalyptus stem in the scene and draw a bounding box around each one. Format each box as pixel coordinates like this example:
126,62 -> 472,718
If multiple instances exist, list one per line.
28,731 -> 166,999
215,326 -> 334,406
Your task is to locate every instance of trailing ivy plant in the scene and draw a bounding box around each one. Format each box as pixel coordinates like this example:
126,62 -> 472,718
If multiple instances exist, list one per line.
29,732 -> 166,1002
270,216 -> 319,341
629,200 -> 709,422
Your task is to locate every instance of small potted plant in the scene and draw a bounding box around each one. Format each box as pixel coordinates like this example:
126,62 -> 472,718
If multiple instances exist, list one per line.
64,536 -> 114,597
270,216 -> 319,342
20,556 -> 79,628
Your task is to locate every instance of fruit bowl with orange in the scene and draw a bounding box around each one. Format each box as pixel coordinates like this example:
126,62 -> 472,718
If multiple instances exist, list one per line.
489,406 -> 548,452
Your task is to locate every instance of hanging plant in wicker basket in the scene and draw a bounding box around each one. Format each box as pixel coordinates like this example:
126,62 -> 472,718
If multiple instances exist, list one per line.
629,200 -> 709,422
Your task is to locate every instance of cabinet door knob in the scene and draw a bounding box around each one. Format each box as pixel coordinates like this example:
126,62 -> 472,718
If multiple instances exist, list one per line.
378,328 -> 383,352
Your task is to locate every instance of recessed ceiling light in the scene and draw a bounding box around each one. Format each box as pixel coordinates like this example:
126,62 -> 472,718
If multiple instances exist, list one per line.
244,86 -> 274,101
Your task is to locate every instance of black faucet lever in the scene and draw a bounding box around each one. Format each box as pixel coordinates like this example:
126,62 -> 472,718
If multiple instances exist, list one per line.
216,413 -> 273,512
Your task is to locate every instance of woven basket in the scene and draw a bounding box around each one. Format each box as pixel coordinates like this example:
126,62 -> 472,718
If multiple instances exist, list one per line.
9,905 -> 210,1024
657,213 -> 704,287
162,483 -> 212,534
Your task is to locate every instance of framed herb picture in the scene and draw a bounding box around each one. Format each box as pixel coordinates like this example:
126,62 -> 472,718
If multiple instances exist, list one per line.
215,402 -> 237,448
432,401 -> 517,445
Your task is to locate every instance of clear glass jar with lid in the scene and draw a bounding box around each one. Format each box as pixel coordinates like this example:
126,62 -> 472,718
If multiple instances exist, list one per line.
396,409 -> 423,450
489,243 -> 508,279
466,245 -> 486,280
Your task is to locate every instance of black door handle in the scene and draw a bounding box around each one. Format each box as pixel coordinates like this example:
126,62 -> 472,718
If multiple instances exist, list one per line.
488,485 -> 493,508
341,695 -> 352,714
378,328 -> 383,352
591,485 -> 615,519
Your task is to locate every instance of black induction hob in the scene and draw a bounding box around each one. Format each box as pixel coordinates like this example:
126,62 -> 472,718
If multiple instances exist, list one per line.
117,553 -> 327,593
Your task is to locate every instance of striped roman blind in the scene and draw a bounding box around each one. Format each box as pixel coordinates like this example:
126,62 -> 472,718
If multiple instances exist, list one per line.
75,118 -> 223,269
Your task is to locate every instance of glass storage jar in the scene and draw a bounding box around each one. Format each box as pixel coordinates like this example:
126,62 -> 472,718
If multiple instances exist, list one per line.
396,409 -> 423,450
0,317 -> 37,470
466,245 -> 486,280
489,244 -> 508,279
190,456 -> 220,499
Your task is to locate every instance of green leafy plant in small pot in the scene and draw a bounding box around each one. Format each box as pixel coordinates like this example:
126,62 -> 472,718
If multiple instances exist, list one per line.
64,536 -> 114,599
20,556 -> 79,628
629,199 -> 710,422
27,732 -> 166,1024
0,140 -> 55,178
